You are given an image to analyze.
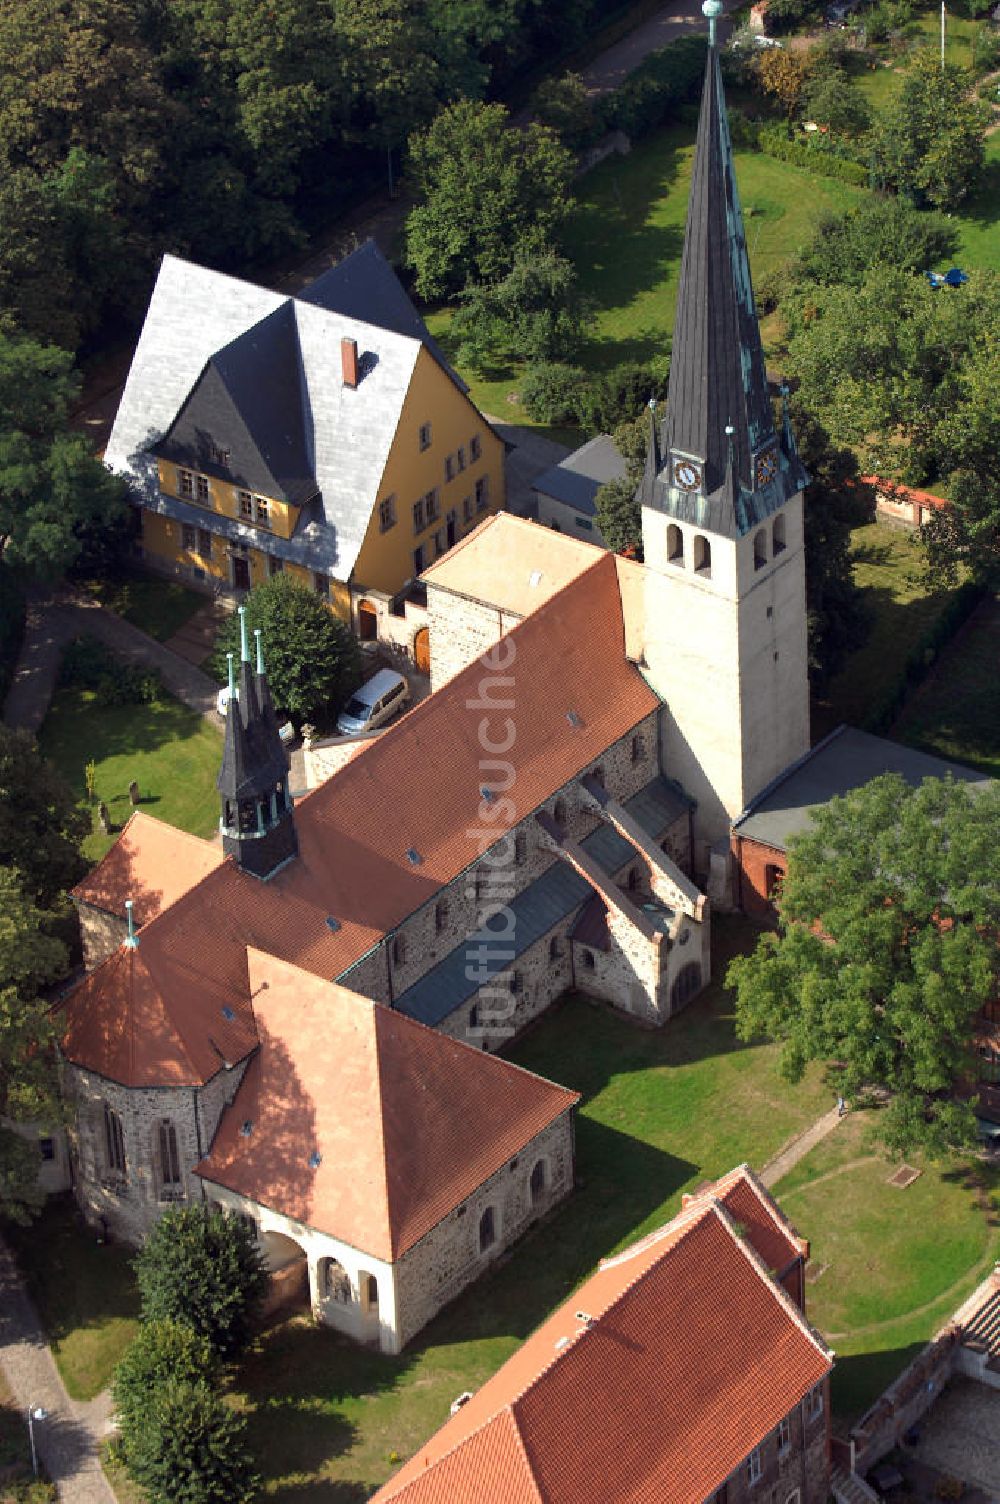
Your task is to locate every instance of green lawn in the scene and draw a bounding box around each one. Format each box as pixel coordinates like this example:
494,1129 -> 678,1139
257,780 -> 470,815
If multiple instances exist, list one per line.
6,1198 -> 140,1402
775,1114 -> 999,1423
424,125 -> 867,424
78,570 -> 206,644
232,915 -> 833,1501
812,522 -> 965,739
892,590 -> 1000,775
38,682 -> 222,863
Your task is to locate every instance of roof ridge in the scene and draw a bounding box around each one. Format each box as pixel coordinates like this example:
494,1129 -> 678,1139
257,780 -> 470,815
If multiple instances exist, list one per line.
711,1200 -> 833,1364
509,1406 -> 547,1504
377,1404 -> 532,1503
725,1162 -> 810,1255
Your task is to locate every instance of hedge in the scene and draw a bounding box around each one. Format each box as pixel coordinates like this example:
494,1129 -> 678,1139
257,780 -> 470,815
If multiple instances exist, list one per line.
864,577 -> 989,733
755,123 -> 870,186
598,34 -> 707,140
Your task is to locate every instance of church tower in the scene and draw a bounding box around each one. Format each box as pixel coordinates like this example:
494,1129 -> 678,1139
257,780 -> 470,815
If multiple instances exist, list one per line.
640,0 -> 810,864
217,608 -> 297,879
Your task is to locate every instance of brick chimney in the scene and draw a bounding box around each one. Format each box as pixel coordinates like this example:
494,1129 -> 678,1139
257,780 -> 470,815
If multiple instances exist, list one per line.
341,336 -> 359,389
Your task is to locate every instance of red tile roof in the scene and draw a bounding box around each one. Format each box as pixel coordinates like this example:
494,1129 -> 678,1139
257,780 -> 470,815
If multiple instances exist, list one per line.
372,1193 -> 831,1504
70,811 -> 223,925
61,552 -> 659,1084
196,951 -> 579,1259
687,1164 -> 808,1275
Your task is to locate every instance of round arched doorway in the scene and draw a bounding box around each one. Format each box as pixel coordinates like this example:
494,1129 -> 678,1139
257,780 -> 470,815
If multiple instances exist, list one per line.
358,600 -> 378,642
414,627 -> 430,674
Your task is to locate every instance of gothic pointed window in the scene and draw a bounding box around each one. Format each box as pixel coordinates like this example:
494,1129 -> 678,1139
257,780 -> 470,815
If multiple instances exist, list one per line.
530,1159 -> 547,1205
694,535 -> 712,575
479,1206 -> 496,1252
772,513 -> 786,555
158,1120 -> 181,1189
104,1103 -> 125,1175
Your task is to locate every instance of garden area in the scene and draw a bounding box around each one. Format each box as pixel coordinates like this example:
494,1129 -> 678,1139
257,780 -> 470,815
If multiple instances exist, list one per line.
19,918 -> 996,1501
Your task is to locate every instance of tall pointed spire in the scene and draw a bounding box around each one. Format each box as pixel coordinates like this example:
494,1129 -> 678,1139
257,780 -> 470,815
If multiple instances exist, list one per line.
642,0 -> 807,533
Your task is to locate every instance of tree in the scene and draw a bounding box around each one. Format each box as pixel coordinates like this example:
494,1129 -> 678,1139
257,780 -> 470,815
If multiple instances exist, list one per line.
113,1320 -> 217,1459
134,1205 -> 268,1358
727,774 -> 1000,1156
756,49 -> 814,120
595,476 -> 642,555
870,52 -> 987,210
0,869 -> 68,1226
451,252 -> 589,372
802,70 -> 871,136
790,198 -> 958,292
405,100 -> 574,300
209,574 -> 360,725
531,71 -> 599,150
792,405 -> 874,688
123,1378 -> 257,1504
0,725 -> 88,908
0,333 -> 129,583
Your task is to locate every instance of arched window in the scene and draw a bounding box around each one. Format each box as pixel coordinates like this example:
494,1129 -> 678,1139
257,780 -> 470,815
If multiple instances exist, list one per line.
530,1160 -> 547,1205
581,949 -> 596,971
773,513 -> 786,555
392,933 -> 406,967
158,1120 -> 181,1189
469,1003 -> 479,1031
631,733 -> 644,765
671,962 -> 703,1011
693,534 -> 712,575
515,830 -> 527,865
104,1103 -> 125,1175
322,1259 -> 352,1304
361,1272 -> 379,1314
590,766 -> 605,789
667,524 -> 684,564
753,530 -> 767,571
554,798 -> 567,827
479,1206 -> 496,1252
549,935 -> 562,961
435,898 -> 448,933
765,863 -> 784,898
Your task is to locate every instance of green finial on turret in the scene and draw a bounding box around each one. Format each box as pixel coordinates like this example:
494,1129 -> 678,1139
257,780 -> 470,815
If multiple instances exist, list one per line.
254,628 -> 264,677
238,605 -> 249,663
125,899 -> 138,950
227,651 -> 235,700
703,0 -> 722,47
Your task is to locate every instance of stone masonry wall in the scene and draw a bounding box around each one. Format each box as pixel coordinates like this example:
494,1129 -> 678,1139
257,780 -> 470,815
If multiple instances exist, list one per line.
64,1058 -> 248,1244
394,1111 -> 575,1350
75,901 -> 128,972
717,1377 -> 830,1504
425,587 -> 523,692
732,833 -> 786,924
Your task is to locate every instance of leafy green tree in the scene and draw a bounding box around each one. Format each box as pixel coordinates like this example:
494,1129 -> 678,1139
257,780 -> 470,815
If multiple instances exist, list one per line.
531,71 -> 599,150
727,774 -> 1000,1156
405,100 -> 574,300
595,476 -> 642,555
135,1205 -> 268,1359
790,198 -> 958,291
210,574 -> 360,725
802,70 -> 871,135
123,1378 -> 257,1504
452,253 -> 589,372
870,53 -> 987,210
0,869 -> 68,1226
792,405 -> 874,688
0,333 -> 128,582
756,48 -> 814,120
0,725 -> 88,908
113,1320 -> 217,1459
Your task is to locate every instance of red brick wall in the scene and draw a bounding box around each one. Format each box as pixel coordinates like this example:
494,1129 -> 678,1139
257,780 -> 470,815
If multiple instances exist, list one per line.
732,834 -> 786,922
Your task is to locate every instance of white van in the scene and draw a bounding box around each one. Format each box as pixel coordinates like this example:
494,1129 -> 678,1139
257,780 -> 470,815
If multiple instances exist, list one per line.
336,668 -> 410,737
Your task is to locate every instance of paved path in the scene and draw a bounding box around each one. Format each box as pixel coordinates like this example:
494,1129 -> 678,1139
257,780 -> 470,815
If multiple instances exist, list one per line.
760,1106 -> 845,1188
3,591 -> 220,736
0,1236 -> 115,1503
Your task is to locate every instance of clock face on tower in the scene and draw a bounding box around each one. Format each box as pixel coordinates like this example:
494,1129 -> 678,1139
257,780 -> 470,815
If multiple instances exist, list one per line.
672,457 -> 702,492
755,448 -> 778,489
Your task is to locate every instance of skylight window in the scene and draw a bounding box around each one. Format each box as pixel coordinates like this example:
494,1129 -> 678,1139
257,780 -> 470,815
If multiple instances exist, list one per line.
239,1120 -> 253,1137
529,570 -> 543,587
566,710 -> 582,727
221,1006 -> 235,1021
480,785 -> 494,802
325,916 -> 341,932
308,1150 -> 322,1169
406,848 -> 423,865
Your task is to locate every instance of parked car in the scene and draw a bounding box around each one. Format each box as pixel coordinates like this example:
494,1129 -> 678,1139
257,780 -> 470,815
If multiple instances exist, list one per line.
336,668 -> 411,737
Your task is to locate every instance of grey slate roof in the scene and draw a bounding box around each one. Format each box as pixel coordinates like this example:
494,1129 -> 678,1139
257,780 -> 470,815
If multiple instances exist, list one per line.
532,434 -> 627,518
158,303 -> 314,506
104,243 -> 456,581
391,776 -> 690,1028
641,46 -> 808,536
218,660 -> 291,804
732,725 -> 991,853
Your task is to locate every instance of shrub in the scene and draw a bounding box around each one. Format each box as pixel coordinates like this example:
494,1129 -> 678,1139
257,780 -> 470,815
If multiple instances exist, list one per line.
531,72 -> 602,150
134,1205 -> 268,1359
520,362 -> 587,425
113,1320 -> 217,1459
577,359 -> 670,434
60,636 -> 162,705
124,1378 -> 257,1504
973,23 -> 1000,77
209,574 -> 361,727
756,124 -> 869,184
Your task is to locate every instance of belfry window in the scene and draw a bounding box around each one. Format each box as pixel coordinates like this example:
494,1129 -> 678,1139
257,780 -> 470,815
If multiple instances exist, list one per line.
773,514 -> 786,554
667,524 -> 684,564
694,535 -> 711,575
753,530 -> 767,570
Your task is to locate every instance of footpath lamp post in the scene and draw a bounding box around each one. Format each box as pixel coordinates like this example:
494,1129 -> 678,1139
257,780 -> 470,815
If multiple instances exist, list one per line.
27,1405 -> 47,1476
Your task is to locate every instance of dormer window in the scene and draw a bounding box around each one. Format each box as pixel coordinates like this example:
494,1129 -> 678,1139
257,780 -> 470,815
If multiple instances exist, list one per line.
196,475 -> 209,504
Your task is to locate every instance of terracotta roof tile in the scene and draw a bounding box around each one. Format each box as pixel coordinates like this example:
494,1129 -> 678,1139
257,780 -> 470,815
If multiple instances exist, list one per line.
422,512 -> 602,617
195,952 -> 579,1259
688,1164 -> 806,1275
60,552 -> 658,1088
70,812 -> 223,925
373,1195 -> 831,1504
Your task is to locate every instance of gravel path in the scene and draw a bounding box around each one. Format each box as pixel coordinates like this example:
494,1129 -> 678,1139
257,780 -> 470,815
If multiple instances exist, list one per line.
0,1235 -> 115,1503
760,1105 -> 845,1188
